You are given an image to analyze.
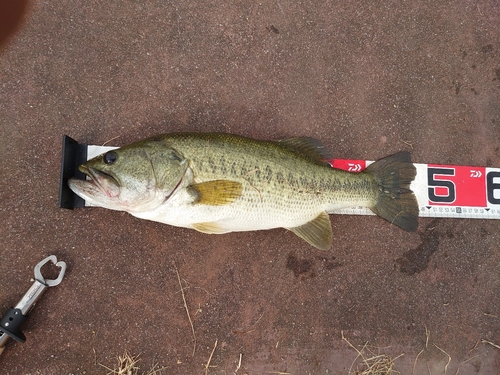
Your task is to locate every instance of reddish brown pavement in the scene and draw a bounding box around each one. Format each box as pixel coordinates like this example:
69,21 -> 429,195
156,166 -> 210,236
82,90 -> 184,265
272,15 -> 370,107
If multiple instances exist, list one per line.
1,1 -> 499,374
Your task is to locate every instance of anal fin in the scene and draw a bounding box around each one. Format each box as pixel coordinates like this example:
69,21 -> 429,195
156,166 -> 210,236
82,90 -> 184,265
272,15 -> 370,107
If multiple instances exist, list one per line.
192,222 -> 228,234
287,212 -> 332,250
188,180 -> 242,206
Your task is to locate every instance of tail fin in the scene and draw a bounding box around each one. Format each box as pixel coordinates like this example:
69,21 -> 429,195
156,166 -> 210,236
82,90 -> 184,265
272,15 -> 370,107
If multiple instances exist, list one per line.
366,151 -> 419,231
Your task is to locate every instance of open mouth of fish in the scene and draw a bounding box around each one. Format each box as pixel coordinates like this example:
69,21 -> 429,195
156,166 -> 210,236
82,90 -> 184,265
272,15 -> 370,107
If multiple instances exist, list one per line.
70,163 -> 188,209
79,165 -> 121,198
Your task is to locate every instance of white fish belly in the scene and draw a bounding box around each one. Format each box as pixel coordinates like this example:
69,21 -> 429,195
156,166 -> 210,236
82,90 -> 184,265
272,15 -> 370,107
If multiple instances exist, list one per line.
130,183 -> 372,233
131,193 -> 313,232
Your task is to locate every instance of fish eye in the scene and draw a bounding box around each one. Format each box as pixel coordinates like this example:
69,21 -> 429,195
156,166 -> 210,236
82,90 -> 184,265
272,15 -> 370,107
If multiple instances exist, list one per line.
103,151 -> 118,165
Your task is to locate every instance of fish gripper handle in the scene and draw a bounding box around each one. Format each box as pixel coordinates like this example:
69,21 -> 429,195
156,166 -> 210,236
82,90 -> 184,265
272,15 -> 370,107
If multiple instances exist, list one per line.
0,308 -> 27,343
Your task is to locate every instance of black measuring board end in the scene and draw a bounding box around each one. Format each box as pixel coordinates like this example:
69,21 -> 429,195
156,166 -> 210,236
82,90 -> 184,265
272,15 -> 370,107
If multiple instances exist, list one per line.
58,135 -> 87,209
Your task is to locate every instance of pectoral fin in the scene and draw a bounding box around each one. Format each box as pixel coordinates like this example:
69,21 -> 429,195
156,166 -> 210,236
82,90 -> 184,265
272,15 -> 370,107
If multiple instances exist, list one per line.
188,180 -> 243,206
287,212 -> 333,250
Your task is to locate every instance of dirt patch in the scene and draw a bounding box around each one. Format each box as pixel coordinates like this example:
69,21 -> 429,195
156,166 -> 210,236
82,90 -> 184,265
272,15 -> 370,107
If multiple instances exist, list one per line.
396,220 -> 440,275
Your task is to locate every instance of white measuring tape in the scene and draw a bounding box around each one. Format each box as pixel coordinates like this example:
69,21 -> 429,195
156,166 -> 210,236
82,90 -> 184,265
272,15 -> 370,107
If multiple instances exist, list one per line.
330,158 -> 500,219
80,145 -> 500,219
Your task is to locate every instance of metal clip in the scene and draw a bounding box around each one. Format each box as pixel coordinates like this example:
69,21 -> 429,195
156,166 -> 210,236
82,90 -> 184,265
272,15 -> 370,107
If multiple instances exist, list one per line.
35,255 -> 66,287
0,255 -> 66,352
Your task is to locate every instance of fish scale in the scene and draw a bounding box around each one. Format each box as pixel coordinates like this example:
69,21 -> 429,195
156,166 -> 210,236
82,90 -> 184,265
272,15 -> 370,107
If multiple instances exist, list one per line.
184,138 -> 364,213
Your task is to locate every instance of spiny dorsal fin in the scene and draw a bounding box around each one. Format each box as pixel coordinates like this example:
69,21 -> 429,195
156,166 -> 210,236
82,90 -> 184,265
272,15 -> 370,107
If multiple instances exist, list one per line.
188,180 -> 243,206
192,222 -> 227,234
279,137 -> 332,166
287,211 -> 333,250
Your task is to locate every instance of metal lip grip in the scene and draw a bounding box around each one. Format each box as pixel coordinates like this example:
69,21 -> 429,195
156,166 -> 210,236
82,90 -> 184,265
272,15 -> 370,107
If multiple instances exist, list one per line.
0,256 -> 66,353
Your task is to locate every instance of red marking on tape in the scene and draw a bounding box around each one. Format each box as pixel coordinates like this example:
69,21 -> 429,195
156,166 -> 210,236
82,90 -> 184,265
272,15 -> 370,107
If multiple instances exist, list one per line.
329,159 -> 367,172
427,164 -> 486,207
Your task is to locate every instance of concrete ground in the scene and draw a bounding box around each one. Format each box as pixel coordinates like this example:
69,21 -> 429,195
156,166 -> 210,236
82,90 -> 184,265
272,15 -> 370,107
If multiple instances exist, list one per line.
1,0 -> 499,374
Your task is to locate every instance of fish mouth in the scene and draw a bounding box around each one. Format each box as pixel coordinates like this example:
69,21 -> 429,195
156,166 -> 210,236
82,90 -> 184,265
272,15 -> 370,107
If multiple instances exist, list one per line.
79,165 -> 120,198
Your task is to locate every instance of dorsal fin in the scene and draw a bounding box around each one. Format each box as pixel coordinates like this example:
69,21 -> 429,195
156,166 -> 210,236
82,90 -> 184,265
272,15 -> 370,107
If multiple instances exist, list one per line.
287,212 -> 333,250
279,137 -> 332,166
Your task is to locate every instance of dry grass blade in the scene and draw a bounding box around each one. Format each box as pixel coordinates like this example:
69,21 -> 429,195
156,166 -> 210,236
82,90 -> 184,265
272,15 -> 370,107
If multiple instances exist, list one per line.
204,339 -> 218,375
352,354 -> 402,375
174,263 -> 196,357
412,349 -> 424,375
434,343 -> 451,375
144,363 -> 168,375
100,350 -> 140,375
482,339 -> 500,349
102,135 -> 121,146
99,351 -> 167,375
234,353 -> 242,374
342,331 -> 403,375
424,324 -> 430,349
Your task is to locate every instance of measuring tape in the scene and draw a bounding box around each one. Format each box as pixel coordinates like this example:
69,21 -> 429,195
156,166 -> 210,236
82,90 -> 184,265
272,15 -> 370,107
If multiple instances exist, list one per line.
330,159 -> 500,219
59,136 -> 500,219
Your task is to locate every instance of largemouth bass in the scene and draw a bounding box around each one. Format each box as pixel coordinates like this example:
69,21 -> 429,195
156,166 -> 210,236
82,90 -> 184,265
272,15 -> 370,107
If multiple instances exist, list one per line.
68,133 -> 418,249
